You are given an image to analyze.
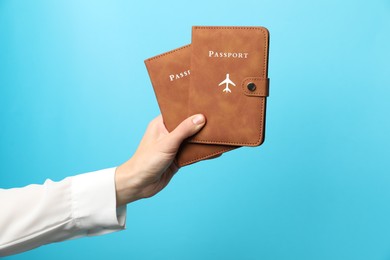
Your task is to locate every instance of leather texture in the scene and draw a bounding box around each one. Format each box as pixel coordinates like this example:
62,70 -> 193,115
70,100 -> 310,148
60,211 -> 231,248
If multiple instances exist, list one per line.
144,45 -> 237,167
188,26 -> 270,146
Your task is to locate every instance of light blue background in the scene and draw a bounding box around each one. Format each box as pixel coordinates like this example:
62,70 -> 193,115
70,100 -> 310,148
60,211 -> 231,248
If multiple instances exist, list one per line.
1,0 -> 390,259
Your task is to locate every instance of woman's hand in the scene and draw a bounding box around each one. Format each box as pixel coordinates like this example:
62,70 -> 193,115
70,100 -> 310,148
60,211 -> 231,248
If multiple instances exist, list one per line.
115,114 -> 206,207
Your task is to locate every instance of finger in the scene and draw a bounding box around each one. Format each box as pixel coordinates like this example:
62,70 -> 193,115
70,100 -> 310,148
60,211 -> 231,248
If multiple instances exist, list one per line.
167,114 -> 206,149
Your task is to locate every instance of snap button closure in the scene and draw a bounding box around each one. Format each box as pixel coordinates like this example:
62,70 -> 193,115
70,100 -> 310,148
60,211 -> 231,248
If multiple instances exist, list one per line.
247,82 -> 256,92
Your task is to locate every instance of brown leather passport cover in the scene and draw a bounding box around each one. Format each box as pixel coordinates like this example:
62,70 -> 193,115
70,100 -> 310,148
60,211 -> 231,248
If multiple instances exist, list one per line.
144,45 -> 236,167
188,26 -> 270,146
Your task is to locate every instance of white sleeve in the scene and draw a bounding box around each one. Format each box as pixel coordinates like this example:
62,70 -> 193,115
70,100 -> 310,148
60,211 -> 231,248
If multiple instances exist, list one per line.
0,167 -> 126,257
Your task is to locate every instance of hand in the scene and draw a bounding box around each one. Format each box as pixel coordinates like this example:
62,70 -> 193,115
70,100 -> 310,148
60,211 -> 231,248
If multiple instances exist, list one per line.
115,114 -> 206,207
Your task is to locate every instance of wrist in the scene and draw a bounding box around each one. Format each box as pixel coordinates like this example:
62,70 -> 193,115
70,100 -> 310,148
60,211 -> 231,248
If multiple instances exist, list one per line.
115,159 -> 143,207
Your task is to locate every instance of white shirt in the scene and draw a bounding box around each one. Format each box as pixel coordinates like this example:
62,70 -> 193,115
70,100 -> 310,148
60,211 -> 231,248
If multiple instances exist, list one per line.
0,167 -> 126,257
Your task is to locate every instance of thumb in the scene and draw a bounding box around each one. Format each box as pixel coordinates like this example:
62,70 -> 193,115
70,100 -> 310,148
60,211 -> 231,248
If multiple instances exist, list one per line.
167,114 -> 206,149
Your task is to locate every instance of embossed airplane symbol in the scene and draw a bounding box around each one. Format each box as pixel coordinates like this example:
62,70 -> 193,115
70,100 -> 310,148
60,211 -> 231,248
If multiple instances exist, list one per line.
218,73 -> 236,93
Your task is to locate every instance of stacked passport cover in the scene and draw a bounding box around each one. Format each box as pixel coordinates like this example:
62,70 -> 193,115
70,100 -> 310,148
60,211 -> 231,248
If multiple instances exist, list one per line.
145,26 -> 270,167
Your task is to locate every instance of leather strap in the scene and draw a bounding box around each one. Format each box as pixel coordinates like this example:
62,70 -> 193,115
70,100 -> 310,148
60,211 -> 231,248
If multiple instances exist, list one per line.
241,77 -> 269,97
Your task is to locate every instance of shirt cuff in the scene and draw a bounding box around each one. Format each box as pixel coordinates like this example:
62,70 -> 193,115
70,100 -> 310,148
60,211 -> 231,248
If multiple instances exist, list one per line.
70,167 -> 126,234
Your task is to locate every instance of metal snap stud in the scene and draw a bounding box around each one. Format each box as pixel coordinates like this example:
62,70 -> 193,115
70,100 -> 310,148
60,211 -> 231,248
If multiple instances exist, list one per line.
247,82 -> 256,92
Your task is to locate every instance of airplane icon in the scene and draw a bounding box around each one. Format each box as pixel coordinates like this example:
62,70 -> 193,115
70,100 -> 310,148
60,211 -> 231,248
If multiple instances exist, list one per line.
218,73 -> 236,93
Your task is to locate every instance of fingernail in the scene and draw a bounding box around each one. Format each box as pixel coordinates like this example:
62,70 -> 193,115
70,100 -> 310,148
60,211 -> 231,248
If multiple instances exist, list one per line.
192,114 -> 205,125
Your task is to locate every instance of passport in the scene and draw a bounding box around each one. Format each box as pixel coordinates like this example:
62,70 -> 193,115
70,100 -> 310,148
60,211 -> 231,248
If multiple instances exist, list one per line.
188,26 -> 270,146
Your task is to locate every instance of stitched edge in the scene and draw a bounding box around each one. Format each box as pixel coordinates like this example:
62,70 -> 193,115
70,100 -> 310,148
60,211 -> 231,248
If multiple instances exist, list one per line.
177,146 -> 238,167
144,44 -> 191,63
193,26 -> 266,30
190,27 -> 268,146
196,96 -> 264,146
188,98 -> 264,146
